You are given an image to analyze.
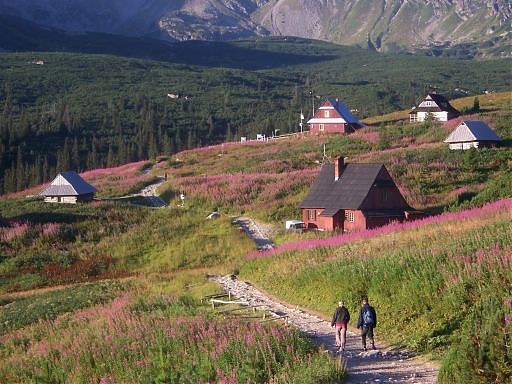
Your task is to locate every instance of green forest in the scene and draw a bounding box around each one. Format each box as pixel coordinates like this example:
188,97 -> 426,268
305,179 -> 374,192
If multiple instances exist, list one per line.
0,36 -> 510,194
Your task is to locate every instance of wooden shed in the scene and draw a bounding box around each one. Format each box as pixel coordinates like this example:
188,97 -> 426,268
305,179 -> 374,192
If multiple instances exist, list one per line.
39,171 -> 98,204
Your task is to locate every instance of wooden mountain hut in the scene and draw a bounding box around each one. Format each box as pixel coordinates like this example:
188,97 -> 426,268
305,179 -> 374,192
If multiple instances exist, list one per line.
307,98 -> 365,134
444,120 -> 502,150
409,93 -> 460,122
299,157 -> 420,232
39,171 -> 98,204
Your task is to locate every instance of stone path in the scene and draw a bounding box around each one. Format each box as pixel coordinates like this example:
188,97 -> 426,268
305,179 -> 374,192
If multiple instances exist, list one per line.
109,173 -> 167,208
212,275 -> 439,384
232,217 -> 275,250
138,177 -> 167,207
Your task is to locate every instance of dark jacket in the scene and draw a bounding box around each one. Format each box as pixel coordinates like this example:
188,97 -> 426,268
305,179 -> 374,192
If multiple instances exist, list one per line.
331,305 -> 350,326
357,304 -> 377,328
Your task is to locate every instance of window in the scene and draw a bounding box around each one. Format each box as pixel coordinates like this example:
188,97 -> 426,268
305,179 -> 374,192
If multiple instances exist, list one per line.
319,124 -> 324,131
381,190 -> 389,202
410,114 -> 418,122
344,211 -> 354,222
308,210 -> 316,221
324,110 -> 330,118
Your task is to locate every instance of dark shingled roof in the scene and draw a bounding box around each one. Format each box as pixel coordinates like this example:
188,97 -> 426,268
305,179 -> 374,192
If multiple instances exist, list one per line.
299,163 -> 384,212
40,171 -> 98,196
410,93 -> 460,115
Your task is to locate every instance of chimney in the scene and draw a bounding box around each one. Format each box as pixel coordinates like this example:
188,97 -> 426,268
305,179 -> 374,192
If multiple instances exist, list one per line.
334,157 -> 345,181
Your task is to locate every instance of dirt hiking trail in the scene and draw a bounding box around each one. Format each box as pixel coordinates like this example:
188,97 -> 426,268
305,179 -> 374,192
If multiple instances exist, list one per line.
213,275 -> 438,383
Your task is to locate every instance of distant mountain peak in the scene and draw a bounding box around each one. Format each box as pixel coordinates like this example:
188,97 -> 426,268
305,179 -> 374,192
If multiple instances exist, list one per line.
0,0 -> 510,57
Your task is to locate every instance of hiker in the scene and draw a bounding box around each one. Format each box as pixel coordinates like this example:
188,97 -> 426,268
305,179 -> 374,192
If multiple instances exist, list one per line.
357,297 -> 377,351
331,300 -> 350,352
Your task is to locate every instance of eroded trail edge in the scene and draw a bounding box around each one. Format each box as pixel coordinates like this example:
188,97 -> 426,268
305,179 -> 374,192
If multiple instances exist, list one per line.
212,275 -> 438,384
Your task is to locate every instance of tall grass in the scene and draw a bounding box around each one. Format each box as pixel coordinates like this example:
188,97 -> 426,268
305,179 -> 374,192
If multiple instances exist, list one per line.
239,199 -> 512,383
247,199 -> 512,259
0,291 -> 343,383
0,198 -> 253,293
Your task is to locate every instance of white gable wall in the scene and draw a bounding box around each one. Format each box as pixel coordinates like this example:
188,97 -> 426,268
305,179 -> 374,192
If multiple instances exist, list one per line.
52,174 -> 73,187
418,99 -> 438,108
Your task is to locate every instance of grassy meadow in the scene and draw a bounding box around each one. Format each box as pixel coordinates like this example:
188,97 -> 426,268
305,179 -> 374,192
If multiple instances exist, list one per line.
239,199 -> 511,382
0,92 -> 510,382
0,276 -> 343,383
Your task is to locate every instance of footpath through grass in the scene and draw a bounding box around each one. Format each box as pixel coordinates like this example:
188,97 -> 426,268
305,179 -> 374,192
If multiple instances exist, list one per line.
0,192 -> 343,383
239,199 -> 512,384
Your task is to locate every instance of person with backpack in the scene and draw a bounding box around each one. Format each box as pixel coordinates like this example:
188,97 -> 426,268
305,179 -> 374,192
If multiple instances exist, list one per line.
356,297 -> 377,351
331,300 -> 350,352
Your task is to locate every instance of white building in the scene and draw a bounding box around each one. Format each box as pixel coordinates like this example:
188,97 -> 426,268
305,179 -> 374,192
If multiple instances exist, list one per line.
409,93 -> 460,122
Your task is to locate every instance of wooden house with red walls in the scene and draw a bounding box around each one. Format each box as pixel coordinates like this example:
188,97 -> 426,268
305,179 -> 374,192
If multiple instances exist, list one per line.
298,158 -> 419,232
307,98 -> 365,134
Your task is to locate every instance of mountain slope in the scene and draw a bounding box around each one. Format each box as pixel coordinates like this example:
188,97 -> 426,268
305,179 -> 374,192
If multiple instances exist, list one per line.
253,0 -> 511,56
0,0 -> 510,57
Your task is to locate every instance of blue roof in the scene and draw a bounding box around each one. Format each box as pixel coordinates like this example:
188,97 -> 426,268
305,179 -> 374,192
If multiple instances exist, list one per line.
327,98 -> 365,126
464,121 -> 502,141
445,120 -> 502,143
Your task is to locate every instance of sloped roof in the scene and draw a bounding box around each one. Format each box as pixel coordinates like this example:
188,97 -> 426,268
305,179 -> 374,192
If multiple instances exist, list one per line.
40,171 -> 98,196
444,120 -> 502,143
299,163 -> 384,212
410,93 -> 459,115
307,98 -> 365,127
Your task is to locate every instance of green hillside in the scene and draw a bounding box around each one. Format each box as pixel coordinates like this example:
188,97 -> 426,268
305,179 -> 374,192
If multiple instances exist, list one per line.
0,35 -> 510,194
0,52 -> 511,382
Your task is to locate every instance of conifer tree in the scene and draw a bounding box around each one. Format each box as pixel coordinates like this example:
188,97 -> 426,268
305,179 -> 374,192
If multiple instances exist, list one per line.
72,137 -> 80,170
107,143 -> 115,167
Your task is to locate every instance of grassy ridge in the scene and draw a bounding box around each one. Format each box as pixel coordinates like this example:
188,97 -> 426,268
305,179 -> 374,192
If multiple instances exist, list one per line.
238,200 -> 512,383
0,198 -> 253,293
1,40 -> 511,193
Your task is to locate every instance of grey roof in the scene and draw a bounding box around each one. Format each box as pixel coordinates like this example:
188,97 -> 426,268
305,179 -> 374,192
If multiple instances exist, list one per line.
444,120 -> 502,143
326,98 -> 365,127
40,171 -> 98,196
299,163 -> 384,211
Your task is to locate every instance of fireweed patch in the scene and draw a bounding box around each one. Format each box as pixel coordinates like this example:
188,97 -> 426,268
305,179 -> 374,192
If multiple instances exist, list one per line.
0,293 -> 343,383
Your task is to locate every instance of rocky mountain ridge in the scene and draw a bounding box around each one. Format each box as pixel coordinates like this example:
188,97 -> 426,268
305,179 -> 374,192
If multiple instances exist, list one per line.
0,0 -> 510,57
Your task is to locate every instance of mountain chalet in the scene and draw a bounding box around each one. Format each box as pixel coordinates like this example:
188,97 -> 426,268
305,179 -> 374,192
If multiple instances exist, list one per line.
409,93 -> 460,122
299,158 -> 420,232
307,98 -> 365,134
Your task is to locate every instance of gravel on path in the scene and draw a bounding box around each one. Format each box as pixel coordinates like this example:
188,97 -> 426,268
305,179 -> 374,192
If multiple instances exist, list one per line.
212,275 -> 439,384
